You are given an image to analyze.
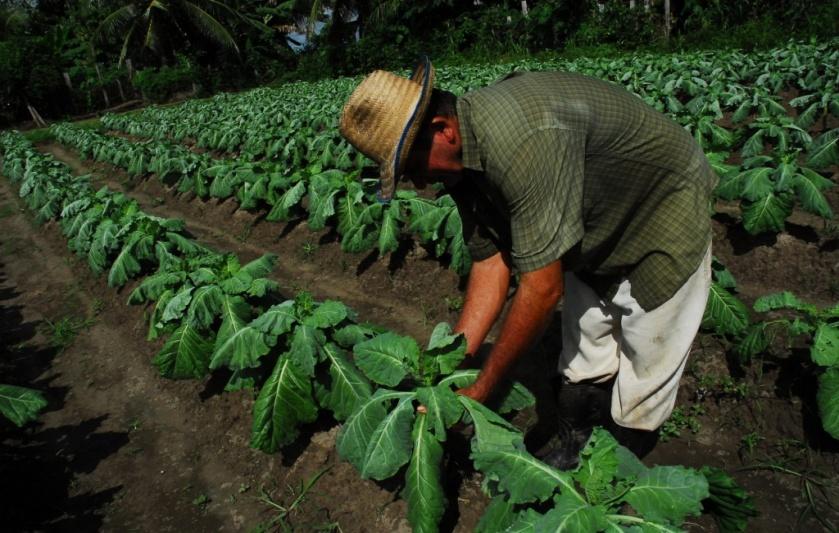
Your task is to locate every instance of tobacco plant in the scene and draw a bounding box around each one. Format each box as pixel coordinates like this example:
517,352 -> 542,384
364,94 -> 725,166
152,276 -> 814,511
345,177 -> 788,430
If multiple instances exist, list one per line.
337,323 -> 535,532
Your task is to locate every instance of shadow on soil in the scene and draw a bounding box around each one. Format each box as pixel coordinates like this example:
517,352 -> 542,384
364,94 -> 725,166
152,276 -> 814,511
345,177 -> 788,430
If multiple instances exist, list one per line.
0,264 -> 129,530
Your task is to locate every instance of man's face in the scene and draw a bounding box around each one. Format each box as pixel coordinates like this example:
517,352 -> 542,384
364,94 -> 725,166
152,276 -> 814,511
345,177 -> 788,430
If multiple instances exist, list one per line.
402,115 -> 463,190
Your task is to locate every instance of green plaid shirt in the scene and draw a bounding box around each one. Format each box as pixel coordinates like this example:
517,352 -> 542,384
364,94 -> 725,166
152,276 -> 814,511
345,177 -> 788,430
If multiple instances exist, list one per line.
449,71 -> 716,311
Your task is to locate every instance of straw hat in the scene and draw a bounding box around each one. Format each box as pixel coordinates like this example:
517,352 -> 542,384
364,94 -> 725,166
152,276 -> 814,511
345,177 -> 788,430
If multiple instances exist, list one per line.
339,56 -> 435,201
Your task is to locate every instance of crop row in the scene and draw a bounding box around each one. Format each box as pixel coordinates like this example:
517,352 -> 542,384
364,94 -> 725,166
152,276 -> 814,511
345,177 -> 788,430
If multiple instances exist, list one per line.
100,40 -> 839,238
2,130 -> 757,532
50,123 -> 472,275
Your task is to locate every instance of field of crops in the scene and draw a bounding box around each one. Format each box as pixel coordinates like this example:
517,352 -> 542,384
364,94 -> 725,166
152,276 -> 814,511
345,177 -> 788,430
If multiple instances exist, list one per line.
2,39 -> 838,531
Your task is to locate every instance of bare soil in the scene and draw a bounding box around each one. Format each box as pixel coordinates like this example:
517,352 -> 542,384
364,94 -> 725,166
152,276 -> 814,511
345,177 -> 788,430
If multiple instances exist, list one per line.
1,134 -> 838,532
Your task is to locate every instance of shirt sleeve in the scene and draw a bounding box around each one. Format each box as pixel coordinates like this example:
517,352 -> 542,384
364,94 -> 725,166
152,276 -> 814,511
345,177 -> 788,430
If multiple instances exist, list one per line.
497,127 -> 586,272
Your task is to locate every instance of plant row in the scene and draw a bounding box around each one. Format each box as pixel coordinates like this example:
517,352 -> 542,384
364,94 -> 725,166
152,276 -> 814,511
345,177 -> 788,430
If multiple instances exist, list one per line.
1,130 -> 755,532
702,259 -> 839,440
101,40 -> 839,235
50,124 -> 472,275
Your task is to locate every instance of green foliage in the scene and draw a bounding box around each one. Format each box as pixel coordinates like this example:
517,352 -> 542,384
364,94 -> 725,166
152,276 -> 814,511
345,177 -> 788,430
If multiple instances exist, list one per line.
132,57 -> 197,102
700,466 -> 759,532
733,291 -> 839,439
0,384 -> 48,427
473,427 -> 715,531
337,324 -> 535,532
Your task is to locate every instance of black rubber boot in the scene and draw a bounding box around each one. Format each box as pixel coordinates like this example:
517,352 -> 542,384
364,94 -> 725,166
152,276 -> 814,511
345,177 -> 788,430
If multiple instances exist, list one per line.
605,419 -> 659,459
542,378 -> 611,470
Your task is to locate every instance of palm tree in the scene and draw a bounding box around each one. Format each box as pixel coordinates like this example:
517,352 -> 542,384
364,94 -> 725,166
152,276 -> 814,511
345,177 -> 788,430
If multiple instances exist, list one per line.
0,3 -> 29,40
97,0 -> 242,65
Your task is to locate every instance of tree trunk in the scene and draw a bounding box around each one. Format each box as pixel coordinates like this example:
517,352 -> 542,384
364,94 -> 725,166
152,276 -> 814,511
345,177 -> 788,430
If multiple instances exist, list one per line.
116,79 -> 126,101
664,0 -> 671,39
94,63 -> 111,107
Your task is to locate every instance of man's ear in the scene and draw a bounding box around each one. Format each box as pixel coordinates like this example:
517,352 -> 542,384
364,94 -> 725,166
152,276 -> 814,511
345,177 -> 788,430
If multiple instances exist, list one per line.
430,115 -> 459,144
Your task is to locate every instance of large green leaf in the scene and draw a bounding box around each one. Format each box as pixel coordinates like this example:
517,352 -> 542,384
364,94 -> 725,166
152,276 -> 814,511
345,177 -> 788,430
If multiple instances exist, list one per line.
153,323 -> 214,379
475,496 -> 517,533
0,384 -> 47,427
209,295 -> 269,370
127,271 -> 184,304
378,204 -> 400,256
304,300 -> 351,329
426,322 -> 467,376
459,394 -> 524,453
358,396 -> 416,480
702,283 -> 750,337
265,180 -> 306,221
316,343 -> 372,420
812,324 -> 839,367
186,284 -> 224,329
288,324 -> 325,376
817,368 -> 839,440
742,193 -> 792,235
623,466 -> 709,525
739,167 -> 774,202
794,168 -> 834,219
161,285 -> 194,323
402,414 -> 446,533
240,253 -> 277,278
753,291 -> 816,314
337,390 -> 412,466
353,332 -> 419,387
534,492 -> 609,532
250,356 -> 318,452
471,448 -> 580,505
575,428 -> 620,504
251,301 -> 297,335
87,219 -> 119,274
107,238 -> 142,287
807,129 -> 839,169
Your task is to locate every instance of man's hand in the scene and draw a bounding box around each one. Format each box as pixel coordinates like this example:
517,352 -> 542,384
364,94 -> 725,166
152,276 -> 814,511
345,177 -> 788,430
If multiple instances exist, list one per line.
456,382 -> 491,403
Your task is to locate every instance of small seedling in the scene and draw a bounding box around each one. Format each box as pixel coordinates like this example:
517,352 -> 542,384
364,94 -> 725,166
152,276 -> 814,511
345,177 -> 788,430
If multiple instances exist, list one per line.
444,295 -> 464,313
660,404 -> 705,441
256,467 -> 331,532
192,493 -> 211,507
41,315 -> 95,351
301,241 -> 318,258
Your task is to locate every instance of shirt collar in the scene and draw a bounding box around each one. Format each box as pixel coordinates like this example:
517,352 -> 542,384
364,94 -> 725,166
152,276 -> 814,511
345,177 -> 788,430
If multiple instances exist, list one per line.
456,96 -> 483,172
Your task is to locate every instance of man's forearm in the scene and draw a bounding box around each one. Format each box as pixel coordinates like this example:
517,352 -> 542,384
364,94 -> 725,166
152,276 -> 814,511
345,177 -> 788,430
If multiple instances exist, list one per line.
454,252 -> 511,355
463,261 -> 564,402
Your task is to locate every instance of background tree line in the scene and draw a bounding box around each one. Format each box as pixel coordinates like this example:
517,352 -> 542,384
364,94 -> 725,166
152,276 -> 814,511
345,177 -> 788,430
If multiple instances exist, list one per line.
1,0 -> 837,127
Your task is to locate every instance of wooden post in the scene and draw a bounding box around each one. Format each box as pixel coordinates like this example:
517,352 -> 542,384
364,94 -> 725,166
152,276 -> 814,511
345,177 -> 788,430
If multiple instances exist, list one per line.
125,58 -> 134,80
94,63 -> 111,107
26,103 -> 47,128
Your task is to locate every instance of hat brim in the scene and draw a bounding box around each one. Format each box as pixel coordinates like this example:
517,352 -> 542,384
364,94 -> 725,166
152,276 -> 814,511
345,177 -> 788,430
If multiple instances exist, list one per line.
378,56 -> 435,201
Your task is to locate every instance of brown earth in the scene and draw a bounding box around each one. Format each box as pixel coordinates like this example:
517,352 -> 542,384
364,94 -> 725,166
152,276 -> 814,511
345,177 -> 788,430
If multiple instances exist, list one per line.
1,133 -> 838,532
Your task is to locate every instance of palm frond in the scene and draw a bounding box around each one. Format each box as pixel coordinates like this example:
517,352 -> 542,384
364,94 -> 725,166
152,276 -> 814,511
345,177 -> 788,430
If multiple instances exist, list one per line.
368,0 -> 401,26
118,21 -> 139,66
97,4 -> 139,41
306,0 -> 325,37
180,0 -> 239,53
